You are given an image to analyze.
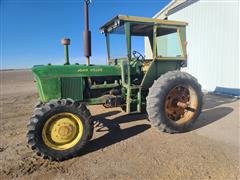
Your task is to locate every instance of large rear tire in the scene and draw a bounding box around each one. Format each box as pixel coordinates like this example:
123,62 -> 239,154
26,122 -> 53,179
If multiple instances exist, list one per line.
27,99 -> 93,161
146,71 -> 203,133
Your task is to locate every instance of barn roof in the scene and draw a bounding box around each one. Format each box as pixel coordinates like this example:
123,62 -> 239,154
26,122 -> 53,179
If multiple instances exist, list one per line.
154,0 -> 199,19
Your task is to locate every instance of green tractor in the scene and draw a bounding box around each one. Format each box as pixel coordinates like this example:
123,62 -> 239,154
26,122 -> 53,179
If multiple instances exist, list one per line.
27,1 -> 203,161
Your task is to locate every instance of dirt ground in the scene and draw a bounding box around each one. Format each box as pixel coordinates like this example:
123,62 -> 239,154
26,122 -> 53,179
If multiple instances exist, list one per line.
0,70 -> 239,180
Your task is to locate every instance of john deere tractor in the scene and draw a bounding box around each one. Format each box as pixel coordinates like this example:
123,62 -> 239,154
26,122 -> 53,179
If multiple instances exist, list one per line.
27,1 -> 203,161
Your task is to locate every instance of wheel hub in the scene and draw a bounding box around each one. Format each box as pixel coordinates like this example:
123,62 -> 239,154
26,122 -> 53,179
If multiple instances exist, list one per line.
165,85 -> 198,124
50,118 -> 76,144
58,125 -> 72,136
42,113 -> 83,150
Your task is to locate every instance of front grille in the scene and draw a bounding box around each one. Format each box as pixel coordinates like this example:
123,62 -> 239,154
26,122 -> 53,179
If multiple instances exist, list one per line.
61,77 -> 83,100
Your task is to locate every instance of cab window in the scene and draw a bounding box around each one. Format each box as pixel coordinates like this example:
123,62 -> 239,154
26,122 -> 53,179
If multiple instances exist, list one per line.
156,28 -> 183,58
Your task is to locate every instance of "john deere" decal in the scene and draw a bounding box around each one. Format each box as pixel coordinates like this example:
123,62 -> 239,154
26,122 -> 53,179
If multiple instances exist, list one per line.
77,68 -> 103,73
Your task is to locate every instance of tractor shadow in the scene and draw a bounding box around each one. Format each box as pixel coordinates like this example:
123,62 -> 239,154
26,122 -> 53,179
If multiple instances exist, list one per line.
80,111 -> 150,156
202,93 -> 238,109
191,106 -> 234,130
190,93 -> 237,130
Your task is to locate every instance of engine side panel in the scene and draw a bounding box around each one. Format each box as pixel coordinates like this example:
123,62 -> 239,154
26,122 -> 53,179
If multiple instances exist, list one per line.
32,64 -> 121,103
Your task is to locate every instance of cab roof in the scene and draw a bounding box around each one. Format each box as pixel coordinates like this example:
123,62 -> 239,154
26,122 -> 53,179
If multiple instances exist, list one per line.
100,15 -> 188,35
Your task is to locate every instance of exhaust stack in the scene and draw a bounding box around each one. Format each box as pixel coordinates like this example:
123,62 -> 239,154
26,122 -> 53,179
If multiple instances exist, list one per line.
83,0 -> 91,66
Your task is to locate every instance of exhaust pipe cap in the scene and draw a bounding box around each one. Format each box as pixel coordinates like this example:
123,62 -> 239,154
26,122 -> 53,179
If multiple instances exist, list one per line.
61,38 -> 71,45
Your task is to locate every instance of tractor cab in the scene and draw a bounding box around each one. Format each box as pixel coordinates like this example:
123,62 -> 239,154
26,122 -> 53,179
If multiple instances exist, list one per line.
100,15 -> 188,92
100,15 -> 188,68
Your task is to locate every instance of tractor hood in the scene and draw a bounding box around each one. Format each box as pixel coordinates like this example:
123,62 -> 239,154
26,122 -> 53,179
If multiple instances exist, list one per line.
32,64 -> 121,78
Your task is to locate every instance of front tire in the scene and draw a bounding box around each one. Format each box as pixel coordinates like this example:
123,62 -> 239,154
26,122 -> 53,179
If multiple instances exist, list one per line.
146,71 -> 203,133
27,99 -> 93,161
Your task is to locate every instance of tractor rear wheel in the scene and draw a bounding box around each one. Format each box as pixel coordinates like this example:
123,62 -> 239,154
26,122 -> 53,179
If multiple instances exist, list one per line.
146,71 -> 203,133
27,99 -> 93,161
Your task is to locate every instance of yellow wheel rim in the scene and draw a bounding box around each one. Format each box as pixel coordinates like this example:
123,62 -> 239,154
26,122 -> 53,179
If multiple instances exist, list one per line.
42,112 -> 83,151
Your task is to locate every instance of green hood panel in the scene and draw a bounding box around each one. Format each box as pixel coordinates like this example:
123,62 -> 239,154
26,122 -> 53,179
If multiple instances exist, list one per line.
32,64 -> 121,78
32,64 -> 121,102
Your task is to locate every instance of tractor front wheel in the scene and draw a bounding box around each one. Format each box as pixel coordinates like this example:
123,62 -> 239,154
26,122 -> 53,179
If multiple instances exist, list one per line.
27,99 -> 93,161
146,71 -> 203,133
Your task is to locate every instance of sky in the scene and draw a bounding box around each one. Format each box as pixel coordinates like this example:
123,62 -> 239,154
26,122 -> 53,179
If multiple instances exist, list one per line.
1,0 -> 170,69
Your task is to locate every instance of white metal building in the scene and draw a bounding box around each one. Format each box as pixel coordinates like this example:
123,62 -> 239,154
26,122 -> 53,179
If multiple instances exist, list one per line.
145,0 -> 239,96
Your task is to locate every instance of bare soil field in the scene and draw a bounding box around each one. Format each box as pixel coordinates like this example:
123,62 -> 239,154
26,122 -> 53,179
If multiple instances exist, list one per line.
0,70 -> 239,180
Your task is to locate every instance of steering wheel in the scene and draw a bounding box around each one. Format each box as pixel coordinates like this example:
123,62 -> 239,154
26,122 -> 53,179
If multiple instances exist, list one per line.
132,50 -> 145,62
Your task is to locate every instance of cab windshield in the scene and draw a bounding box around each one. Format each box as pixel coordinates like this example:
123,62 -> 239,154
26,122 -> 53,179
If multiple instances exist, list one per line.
109,33 -> 126,59
108,23 -> 153,60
